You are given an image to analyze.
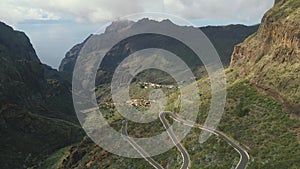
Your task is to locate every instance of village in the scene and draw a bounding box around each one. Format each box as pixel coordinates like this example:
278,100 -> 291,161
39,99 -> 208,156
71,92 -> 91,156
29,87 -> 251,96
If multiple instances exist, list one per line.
139,82 -> 177,89
99,82 -> 177,109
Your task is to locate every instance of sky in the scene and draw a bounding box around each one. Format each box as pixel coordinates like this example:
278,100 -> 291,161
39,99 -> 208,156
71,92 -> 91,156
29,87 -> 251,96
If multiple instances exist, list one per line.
0,0 -> 275,69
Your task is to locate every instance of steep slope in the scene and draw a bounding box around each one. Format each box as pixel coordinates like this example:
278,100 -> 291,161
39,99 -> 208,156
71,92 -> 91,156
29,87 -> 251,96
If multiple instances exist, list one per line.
0,22 -> 84,168
212,0 -> 300,167
188,1 -> 300,167
230,0 -> 300,114
0,22 -> 44,106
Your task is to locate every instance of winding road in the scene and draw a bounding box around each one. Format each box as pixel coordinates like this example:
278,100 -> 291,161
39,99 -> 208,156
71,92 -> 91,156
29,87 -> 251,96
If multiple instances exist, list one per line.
121,120 -> 164,169
121,112 -> 249,169
167,112 -> 249,169
159,112 -> 190,169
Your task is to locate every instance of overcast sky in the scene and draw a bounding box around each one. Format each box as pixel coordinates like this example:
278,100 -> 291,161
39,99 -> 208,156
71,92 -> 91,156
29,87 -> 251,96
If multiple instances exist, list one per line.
0,0 -> 274,69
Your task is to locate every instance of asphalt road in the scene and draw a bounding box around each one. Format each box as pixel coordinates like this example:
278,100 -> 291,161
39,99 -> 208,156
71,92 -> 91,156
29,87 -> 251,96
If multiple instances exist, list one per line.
159,112 -> 190,169
215,130 -> 249,169
167,112 -> 249,169
121,112 -> 249,169
121,120 -> 164,169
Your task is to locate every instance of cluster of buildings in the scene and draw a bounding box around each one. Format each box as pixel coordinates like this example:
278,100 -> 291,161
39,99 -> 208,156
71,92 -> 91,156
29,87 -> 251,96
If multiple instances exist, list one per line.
99,99 -> 151,109
126,99 -> 151,107
140,82 -> 176,89
99,102 -> 116,109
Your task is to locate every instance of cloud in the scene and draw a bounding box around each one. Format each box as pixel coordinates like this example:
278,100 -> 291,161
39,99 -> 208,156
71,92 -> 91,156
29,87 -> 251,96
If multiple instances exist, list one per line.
0,1 -> 60,26
163,0 -> 274,22
1,0 -> 274,25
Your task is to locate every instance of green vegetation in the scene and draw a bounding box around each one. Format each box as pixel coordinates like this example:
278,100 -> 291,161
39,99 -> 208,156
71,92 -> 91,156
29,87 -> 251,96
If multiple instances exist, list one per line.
0,22 -> 84,168
43,73 -> 300,169
269,0 -> 300,20
184,134 -> 239,169
38,146 -> 72,169
0,105 -> 84,168
220,80 -> 299,168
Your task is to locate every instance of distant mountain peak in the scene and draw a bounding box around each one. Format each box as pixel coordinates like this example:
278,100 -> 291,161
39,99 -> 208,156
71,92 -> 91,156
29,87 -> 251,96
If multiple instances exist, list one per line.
104,20 -> 135,33
104,18 -> 181,34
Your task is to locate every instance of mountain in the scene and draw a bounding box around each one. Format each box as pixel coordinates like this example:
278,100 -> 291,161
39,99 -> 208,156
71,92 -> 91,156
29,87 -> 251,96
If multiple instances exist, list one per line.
0,22 -> 84,168
58,19 -> 258,106
58,20 -> 259,105
0,22 -> 79,122
58,20 -> 258,76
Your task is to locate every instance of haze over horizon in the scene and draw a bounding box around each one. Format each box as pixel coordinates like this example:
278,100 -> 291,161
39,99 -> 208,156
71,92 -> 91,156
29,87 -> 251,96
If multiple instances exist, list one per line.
0,0 -> 274,69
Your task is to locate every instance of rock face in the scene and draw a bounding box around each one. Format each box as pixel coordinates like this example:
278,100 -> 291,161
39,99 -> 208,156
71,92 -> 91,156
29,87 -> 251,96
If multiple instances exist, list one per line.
0,22 -> 84,168
59,35 -> 92,73
201,24 -> 259,66
230,0 -> 300,113
58,19 -> 258,75
0,22 -> 44,106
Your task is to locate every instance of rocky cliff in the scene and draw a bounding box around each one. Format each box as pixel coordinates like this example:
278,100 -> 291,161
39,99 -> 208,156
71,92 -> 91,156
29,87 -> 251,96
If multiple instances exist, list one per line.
230,0 -> 300,114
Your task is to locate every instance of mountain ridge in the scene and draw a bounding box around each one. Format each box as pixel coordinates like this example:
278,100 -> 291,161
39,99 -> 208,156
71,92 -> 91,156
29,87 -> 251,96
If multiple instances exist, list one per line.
57,19 -> 259,105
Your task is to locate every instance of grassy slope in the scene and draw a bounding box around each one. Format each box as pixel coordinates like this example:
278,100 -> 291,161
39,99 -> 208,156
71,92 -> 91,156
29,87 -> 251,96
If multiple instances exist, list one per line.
40,73 -> 300,169
185,70 -> 300,168
42,68 -> 299,169
0,106 -> 84,168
